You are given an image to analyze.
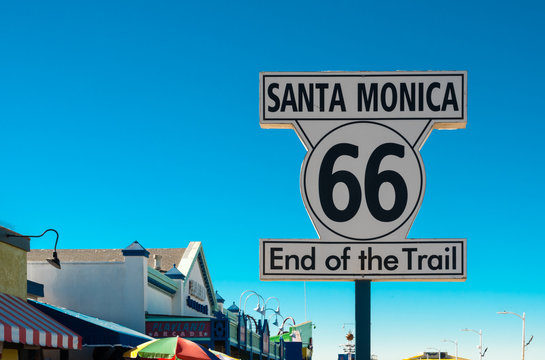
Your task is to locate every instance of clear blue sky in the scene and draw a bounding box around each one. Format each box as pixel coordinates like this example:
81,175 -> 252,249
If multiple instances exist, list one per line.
1,1 -> 544,359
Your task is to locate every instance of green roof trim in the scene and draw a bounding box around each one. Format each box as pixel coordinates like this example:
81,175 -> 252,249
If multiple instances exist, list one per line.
270,332 -> 292,343
147,266 -> 179,294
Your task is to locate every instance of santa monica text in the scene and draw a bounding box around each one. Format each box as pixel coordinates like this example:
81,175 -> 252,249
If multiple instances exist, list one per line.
261,73 -> 465,121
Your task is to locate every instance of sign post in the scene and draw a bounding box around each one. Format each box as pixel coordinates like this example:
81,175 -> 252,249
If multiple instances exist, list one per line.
355,280 -> 370,360
259,71 -> 467,360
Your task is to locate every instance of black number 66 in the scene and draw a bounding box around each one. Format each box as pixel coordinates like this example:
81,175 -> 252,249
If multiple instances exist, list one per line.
318,143 -> 408,223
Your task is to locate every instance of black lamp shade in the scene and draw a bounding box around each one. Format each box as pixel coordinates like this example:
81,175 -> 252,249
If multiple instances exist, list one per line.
47,251 -> 61,269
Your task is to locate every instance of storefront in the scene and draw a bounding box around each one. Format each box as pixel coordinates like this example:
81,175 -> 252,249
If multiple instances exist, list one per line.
27,240 -> 306,360
142,244 -> 284,360
27,240 -> 224,345
1,225 -> 151,360
145,317 -> 227,352
0,292 -> 82,358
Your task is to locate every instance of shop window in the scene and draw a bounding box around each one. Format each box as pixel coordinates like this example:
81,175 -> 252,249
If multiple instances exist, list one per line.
18,349 -> 43,360
2,349 -> 19,360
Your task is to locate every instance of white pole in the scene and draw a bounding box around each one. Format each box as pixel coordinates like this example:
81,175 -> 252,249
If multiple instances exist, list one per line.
522,312 -> 525,360
461,328 -> 483,360
497,311 -> 527,360
479,329 -> 483,360
442,339 -> 458,360
304,281 -> 307,322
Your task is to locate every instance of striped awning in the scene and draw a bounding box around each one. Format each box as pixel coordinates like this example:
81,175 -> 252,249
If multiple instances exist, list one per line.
0,292 -> 81,349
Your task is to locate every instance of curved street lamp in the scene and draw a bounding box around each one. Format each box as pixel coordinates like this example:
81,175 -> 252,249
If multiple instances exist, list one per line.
263,307 -> 282,327
243,292 -> 265,316
7,228 -> 61,269
269,312 -> 284,328
497,311 -> 529,360
264,296 -> 281,314
238,290 -> 256,312
441,339 -> 458,360
461,328 -> 484,360
238,290 -> 265,316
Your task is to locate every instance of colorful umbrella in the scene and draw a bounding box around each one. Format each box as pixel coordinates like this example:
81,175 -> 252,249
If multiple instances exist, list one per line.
124,339 -> 159,358
208,350 -> 239,360
124,337 -> 217,360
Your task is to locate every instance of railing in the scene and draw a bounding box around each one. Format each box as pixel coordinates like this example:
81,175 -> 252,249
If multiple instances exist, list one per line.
269,342 -> 280,359
251,332 -> 261,352
229,320 -> 238,344
224,311 -> 285,360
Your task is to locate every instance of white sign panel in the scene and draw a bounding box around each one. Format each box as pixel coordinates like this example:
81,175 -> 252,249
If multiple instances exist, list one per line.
261,72 -> 466,125
259,71 -> 467,281
260,239 -> 466,281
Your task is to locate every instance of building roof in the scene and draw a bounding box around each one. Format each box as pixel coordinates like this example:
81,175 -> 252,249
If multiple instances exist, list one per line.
28,247 -> 186,272
0,226 -> 30,251
28,249 -> 124,262
122,241 -> 150,257
227,301 -> 239,313
148,248 -> 186,272
164,264 -> 184,279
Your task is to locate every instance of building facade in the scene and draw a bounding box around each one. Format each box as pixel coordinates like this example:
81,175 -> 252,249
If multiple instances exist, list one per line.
27,241 -> 307,360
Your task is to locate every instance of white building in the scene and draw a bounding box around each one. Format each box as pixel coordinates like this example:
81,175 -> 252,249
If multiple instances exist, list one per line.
27,241 -> 218,333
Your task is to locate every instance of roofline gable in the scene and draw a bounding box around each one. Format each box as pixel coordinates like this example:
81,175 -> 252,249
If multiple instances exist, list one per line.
179,242 -> 217,312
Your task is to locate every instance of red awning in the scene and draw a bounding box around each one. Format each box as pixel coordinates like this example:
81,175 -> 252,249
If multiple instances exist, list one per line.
0,293 -> 81,349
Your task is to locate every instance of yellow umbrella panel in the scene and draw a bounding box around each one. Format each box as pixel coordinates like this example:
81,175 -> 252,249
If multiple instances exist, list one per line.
124,340 -> 159,358
208,350 -> 239,360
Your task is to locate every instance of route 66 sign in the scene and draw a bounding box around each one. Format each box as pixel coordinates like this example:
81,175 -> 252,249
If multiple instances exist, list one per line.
259,71 -> 467,281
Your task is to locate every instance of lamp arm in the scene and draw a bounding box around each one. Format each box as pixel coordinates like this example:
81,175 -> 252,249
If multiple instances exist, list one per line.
265,296 -> 280,310
497,311 -> 523,320
8,228 -> 59,251
243,292 -> 265,314
238,290 -> 256,313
